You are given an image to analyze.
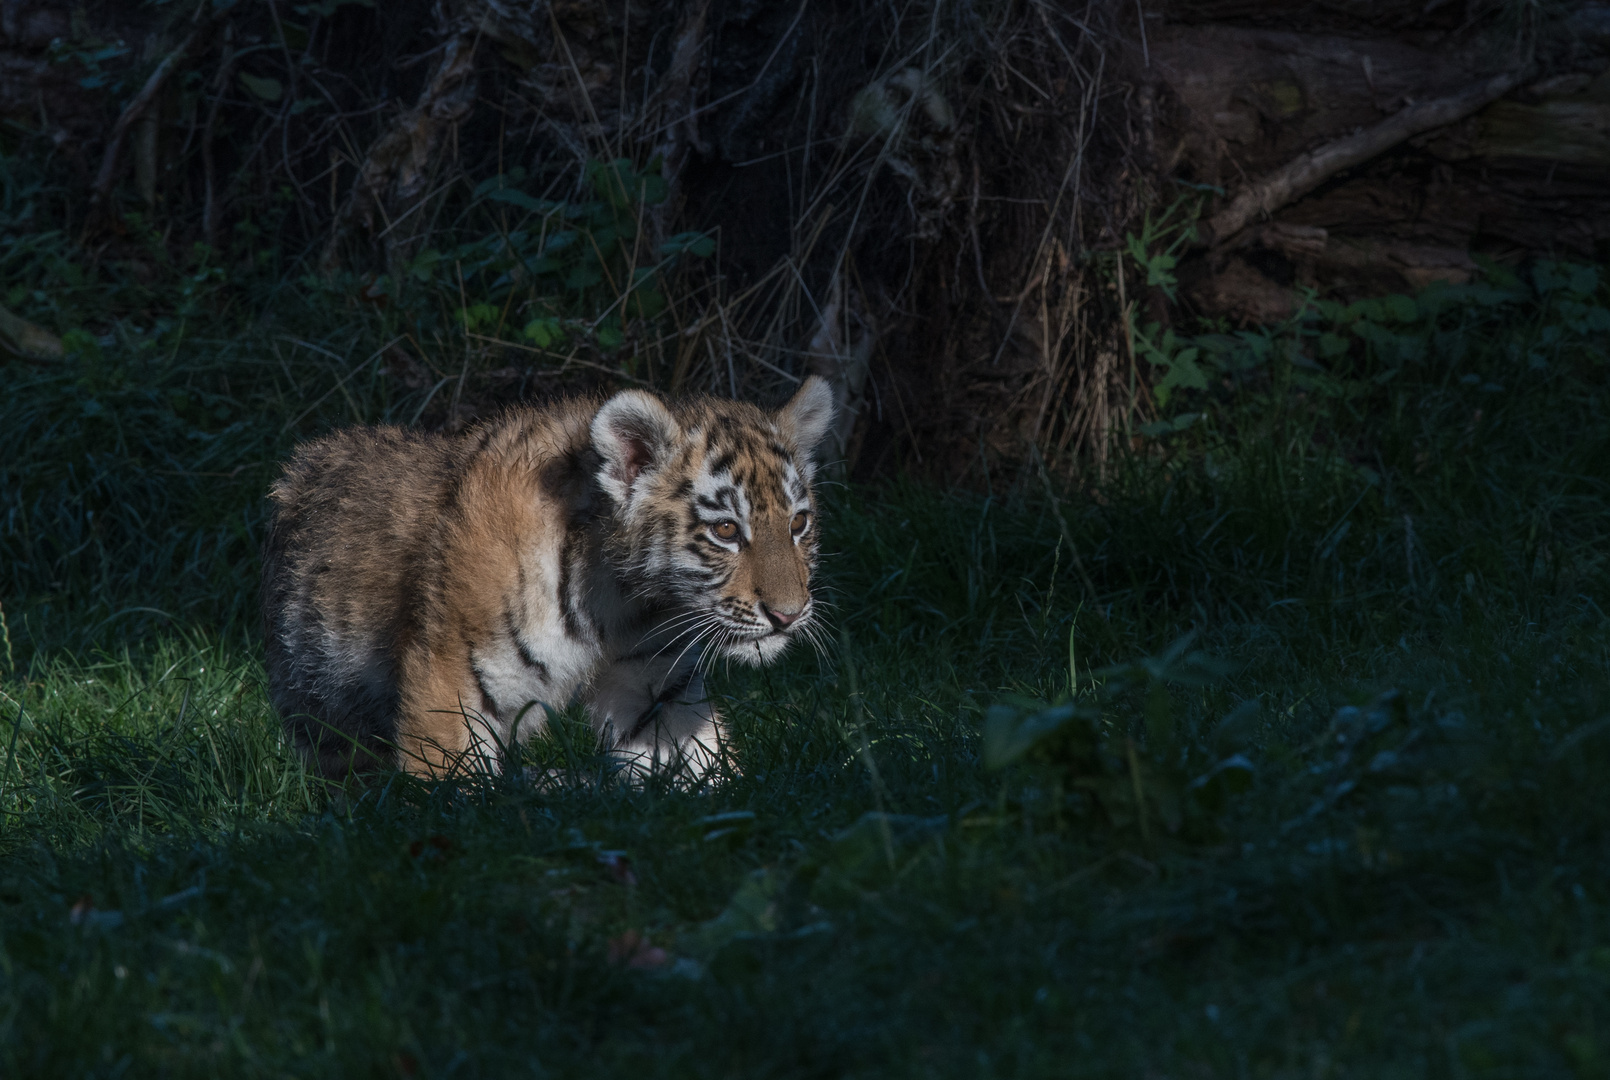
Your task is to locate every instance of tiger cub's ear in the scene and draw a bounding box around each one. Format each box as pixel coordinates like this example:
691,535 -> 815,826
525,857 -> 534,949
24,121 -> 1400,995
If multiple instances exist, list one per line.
592,390 -> 680,505
777,375 -> 836,460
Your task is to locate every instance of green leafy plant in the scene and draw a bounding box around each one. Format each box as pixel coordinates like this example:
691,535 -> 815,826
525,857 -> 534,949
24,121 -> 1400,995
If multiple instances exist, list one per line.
400,158 -> 714,357
1123,197 -> 1199,302
1121,196 -> 1209,407
1134,259 -> 1610,434
1132,325 -> 1209,409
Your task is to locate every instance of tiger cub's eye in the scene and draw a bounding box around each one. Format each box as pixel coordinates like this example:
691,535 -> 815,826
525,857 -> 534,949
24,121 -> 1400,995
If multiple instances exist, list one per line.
790,511 -> 810,536
712,520 -> 739,542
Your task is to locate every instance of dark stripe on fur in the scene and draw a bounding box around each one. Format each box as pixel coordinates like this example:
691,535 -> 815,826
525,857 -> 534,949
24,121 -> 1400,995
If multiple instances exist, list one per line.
471,661 -> 498,720
707,448 -> 736,477
625,665 -> 698,742
504,603 -> 550,681
558,529 -> 588,641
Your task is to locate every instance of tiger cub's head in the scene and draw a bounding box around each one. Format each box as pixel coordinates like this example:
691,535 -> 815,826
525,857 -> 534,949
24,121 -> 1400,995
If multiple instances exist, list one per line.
592,377 -> 835,665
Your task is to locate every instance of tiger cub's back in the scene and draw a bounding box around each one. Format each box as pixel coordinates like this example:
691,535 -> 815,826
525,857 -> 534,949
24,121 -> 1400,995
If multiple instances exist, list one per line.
261,425 -> 469,777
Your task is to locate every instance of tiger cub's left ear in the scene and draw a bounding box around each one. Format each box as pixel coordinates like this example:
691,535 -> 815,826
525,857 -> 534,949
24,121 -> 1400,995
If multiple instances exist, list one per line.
593,389 -> 680,505
776,376 -> 836,460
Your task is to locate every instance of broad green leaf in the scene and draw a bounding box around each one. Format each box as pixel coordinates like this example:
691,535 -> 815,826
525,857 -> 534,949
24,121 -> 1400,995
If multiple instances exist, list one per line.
472,170 -> 530,198
294,0 -> 375,14
1346,298 -> 1385,323
1146,253 -> 1178,288
565,263 -> 602,290
486,188 -> 553,215
662,232 -> 716,259
1383,294 -> 1419,323
983,702 -> 1093,769
639,173 -> 668,206
459,302 -> 498,332
1236,331 -> 1273,360
239,73 -> 283,102
1569,265 -> 1600,297
628,287 -> 665,319
1533,259 -> 1566,294
1187,754 -> 1255,812
1212,699 -> 1263,754
1157,351 -> 1208,399
522,318 -> 566,348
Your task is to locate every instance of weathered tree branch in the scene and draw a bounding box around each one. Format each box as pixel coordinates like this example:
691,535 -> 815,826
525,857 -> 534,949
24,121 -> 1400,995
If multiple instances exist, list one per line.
89,21 -> 209,211
1198,67 -> 1528,246
320,32 -> 479,272
649,0 -> 713,245
805,270 -> 877,471
0,302 -> 63,362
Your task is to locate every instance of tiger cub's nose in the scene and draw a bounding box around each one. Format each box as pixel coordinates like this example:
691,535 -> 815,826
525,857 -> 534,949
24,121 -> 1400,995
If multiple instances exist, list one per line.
760,602 -> 801,630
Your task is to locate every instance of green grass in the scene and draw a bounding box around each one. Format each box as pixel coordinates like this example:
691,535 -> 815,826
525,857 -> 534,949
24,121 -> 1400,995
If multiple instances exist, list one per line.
2,261 -> 1609,1077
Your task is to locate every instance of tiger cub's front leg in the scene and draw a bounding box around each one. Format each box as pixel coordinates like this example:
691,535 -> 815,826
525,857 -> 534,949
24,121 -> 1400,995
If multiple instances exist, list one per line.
585,651 -> 725,783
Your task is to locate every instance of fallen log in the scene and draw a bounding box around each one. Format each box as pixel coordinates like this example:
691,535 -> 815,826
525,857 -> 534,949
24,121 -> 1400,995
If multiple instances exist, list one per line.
1198,67 -> 1528,246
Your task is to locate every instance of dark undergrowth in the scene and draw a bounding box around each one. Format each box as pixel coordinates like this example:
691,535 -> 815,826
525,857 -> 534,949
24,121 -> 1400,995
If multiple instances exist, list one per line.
1,241 -> 1609,1076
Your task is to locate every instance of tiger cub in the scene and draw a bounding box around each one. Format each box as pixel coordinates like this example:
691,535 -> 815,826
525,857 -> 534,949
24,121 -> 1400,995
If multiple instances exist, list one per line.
261,378 -> 834,782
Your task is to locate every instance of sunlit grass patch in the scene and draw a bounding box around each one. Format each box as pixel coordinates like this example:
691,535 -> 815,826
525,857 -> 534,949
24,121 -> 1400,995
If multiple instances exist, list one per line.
0,635 -> 314,846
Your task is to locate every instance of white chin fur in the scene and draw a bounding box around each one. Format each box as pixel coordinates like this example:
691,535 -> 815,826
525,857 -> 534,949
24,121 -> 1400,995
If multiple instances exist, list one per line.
721,632 -> 793,666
